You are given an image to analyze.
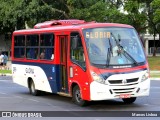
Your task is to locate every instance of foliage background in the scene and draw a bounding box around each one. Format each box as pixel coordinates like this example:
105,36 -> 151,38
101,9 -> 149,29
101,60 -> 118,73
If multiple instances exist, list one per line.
0,0 -> 159,33
0,0 -> 160,55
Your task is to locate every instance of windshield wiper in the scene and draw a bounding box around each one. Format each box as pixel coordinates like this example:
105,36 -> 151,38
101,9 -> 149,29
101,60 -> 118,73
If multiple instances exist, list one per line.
106,38 -> 113,67
121,47 -> 138,65
106,48 -> 111,67
110,33 -> 138,65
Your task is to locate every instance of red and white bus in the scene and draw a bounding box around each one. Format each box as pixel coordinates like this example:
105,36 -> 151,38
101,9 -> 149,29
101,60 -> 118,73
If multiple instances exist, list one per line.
12,19 -> 150,106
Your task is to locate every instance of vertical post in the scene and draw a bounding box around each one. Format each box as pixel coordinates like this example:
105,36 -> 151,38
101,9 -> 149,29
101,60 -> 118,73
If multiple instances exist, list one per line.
145,38 -> 148,56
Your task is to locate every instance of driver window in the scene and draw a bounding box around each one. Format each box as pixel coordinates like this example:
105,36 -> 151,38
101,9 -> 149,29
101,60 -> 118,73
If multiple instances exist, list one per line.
70,32 -> 86,70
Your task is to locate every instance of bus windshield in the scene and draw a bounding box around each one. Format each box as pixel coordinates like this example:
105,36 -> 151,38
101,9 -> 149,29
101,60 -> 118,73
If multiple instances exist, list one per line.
83,27 -> 146,67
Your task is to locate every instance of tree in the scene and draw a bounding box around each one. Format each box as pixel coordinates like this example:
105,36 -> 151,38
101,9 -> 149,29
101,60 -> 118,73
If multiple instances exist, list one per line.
151,0 -> 160,56
68,0 -> 106,22
0,0 -> 22,33
0,0 -> 69,33
1,0 -> 159,39
123,0 -> 147,34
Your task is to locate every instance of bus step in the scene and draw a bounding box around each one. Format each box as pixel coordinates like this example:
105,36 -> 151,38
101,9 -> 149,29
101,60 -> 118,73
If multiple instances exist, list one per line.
57,92 -> 71,97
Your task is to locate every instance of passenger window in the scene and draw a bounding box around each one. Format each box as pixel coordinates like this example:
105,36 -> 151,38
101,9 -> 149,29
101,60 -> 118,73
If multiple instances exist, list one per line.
26,35 -> 39,59
14,33 -> 55,61
14,35 -> 25,58
26,48 -> 38,59
40,34 -> 54,60
70,32 -> 86,70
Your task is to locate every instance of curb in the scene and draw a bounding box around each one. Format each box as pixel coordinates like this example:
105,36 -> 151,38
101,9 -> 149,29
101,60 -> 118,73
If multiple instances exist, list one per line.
150,78 -> 160,80
0,74 -> 12,76
150,71 -> 160,73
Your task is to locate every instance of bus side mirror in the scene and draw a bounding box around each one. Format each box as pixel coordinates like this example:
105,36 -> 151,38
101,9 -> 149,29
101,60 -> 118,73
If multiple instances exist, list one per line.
72,37 -> 78,49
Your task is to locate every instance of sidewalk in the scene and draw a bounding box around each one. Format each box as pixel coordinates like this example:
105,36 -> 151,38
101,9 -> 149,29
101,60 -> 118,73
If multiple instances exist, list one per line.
7,60 -> 12,70
0,60 -> 12,76
150,71 -> 160,73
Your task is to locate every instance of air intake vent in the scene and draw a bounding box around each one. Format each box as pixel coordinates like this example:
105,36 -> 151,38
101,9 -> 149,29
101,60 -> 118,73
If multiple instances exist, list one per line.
34,19 -> 86,29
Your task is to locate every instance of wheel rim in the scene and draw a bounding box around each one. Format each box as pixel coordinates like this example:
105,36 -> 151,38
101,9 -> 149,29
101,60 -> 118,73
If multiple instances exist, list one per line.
75,89 -> 82,103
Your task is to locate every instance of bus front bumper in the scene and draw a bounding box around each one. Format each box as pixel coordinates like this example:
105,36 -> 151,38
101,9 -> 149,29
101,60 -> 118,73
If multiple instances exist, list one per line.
90,79 -> 150,101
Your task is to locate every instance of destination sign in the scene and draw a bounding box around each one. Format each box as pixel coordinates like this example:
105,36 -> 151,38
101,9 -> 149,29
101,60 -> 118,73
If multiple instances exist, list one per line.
86,32 -> 111,39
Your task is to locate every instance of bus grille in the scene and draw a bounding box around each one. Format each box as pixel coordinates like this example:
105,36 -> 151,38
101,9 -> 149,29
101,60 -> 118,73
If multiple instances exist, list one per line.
111,87 -> 136,96
108,78 -> 139,85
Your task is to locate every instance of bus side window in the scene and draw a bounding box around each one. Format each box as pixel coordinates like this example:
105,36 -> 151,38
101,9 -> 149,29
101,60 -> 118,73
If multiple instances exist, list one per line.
26,35 -> 39,60
40,33 -> 54,60
14,35 -> 25,59
70,32 -> 86,70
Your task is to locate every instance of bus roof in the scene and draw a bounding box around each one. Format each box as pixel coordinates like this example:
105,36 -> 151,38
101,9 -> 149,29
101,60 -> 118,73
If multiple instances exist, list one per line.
13,21 -> 133,35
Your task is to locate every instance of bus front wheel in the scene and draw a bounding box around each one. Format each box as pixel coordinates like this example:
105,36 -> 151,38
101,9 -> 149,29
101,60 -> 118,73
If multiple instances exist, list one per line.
29,81 -> 40,96
72,85 -> 87,106
122,97 -> 136,104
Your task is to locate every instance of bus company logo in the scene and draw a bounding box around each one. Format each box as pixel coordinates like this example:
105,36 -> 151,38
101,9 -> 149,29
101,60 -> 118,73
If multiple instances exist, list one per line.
25,68 -> 34,74
122,79 -> 127,84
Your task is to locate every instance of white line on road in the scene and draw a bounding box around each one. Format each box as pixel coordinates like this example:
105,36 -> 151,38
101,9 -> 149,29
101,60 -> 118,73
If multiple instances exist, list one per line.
0,80 -> 13,83
0,97 -> 13,98
0,92 -> 7,94
143,104 -> 150,106
14,96 -> 23,99
28,99 -> 40,102
142,104 -> 159,107
151,87 -> 160,89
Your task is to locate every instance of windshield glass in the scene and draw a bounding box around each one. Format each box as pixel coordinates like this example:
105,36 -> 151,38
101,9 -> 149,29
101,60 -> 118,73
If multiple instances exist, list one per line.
83,27 -> 145,67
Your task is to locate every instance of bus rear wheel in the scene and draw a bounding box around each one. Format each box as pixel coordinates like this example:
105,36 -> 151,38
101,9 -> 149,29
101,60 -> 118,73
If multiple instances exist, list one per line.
72,85 -> 87,106
122,97 -> 136,104
29,81 -> 40,96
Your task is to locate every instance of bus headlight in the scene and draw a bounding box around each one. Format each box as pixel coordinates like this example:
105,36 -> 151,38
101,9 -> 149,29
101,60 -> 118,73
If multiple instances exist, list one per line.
91,72 -> 106,84
141,71 -> 149,82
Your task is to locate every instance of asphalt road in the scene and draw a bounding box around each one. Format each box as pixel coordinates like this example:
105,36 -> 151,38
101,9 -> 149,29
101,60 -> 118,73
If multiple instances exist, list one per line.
0,76 -> 160,120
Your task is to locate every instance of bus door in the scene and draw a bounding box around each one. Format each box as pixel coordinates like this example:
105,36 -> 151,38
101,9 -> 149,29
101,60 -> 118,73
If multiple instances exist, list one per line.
69,32 -> 90,100
59,36 -> 68,93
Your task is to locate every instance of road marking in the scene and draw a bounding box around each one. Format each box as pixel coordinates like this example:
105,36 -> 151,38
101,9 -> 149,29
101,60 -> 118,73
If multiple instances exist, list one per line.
14,96 -> 23,99
151,87 -> 160,89
0,97 -> 13,98
143,103 -> 160,106
0,92 -> 7,95
143,104 -> 150,106
29,99 -> 39,102
0,80 -> 13,83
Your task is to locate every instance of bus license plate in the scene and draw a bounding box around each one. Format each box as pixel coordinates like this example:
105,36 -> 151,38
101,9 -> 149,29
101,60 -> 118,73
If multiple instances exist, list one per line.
119,94 -> 131,98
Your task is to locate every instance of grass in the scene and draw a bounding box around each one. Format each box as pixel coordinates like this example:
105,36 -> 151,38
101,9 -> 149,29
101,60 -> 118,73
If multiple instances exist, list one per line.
150,73 -> 160,78
0,69 -> 12,74
147,56 -> 160,71
147,56 -> 160,78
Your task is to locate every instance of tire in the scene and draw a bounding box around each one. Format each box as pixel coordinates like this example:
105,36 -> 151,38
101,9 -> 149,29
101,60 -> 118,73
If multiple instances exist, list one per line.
29,81 -> 41,96
72,85 -> 87,106
122,97 -> 136,104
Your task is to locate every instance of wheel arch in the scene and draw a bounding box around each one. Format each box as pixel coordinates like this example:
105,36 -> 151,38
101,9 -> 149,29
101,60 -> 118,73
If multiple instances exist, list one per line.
70,82 -> 80,96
